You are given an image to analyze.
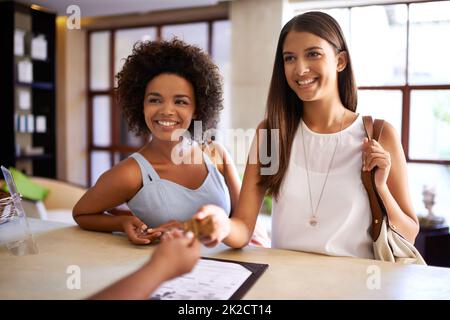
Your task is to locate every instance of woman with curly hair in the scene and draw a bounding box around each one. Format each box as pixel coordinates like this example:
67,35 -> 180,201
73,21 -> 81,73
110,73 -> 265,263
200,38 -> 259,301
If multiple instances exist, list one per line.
73,39 -> 268,246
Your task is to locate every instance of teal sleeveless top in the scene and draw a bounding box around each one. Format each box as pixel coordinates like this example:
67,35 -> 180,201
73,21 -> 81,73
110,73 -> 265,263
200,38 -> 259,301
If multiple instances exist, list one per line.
126,152 -> 231,227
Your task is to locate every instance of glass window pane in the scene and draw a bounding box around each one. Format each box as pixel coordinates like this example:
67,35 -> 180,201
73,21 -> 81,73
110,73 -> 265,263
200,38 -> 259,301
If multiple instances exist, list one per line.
93,95 -> 111,147
409,90 -> 450,160
91,151 -> 111,186
320,8 -> 350,47
409,1 -> 450,84
357,90 -> 403,134
212,20 -> 231,134
212,21 -> 230,66
161,22 -> 208,52
114,27 -> 157,81
113,152 -> 133,166
90,31 -> 111,90
120,117 -> 143,147
407,163 -> 450,225
351,5 -> 407,86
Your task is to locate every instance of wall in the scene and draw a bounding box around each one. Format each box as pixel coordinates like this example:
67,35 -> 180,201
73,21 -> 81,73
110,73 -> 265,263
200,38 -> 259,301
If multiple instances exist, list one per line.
229,0 -> 290,172
56,17 -> 87,186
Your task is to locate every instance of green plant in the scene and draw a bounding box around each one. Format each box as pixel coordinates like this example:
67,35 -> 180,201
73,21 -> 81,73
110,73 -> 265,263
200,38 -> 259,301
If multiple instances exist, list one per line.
263,196 -> 273,215
433,95 -> 450,123
239,172 -> 273,214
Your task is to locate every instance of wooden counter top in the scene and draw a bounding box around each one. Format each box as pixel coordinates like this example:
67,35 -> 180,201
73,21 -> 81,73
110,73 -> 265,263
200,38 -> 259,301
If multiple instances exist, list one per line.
1,218 -> 449,299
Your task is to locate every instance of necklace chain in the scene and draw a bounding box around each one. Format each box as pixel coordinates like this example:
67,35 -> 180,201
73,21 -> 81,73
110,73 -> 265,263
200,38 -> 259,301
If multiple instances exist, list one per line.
301,109 -> 346,227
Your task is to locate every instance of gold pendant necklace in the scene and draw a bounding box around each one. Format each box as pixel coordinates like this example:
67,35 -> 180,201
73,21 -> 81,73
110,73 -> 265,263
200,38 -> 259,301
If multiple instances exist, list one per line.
301,109 -> 346,227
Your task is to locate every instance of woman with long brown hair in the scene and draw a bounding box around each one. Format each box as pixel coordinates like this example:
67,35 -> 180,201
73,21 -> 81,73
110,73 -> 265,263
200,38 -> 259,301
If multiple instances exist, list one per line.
193,11 -> 419,259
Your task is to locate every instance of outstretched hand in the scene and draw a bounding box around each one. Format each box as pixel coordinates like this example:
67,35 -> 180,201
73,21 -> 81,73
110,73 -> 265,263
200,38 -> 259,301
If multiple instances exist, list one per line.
120,216 -> 162,245
192,204 -> 230,247
148,229 -> 200,280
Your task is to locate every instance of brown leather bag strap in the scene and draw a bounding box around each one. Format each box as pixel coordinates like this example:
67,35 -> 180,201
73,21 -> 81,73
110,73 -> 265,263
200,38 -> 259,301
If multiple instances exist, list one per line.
361,116 -> 386,241
362,116 -> 373,140
373,119 -> 385,142
362,116 -> 385,142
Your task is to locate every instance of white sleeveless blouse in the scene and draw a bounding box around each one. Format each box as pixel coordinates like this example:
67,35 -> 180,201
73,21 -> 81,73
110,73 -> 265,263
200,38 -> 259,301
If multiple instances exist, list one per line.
271,114 -> 374,259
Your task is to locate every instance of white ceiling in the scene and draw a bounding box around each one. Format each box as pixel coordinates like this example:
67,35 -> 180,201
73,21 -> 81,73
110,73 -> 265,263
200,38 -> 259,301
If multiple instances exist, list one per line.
16,0 -> 220,17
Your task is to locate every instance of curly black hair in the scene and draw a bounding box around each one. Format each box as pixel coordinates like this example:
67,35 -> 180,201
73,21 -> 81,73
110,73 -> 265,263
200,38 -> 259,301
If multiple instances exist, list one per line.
115,39 -> 223,139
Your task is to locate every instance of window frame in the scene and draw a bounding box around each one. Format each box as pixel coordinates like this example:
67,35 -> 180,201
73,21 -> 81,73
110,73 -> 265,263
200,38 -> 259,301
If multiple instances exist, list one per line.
86,15 -> 229,186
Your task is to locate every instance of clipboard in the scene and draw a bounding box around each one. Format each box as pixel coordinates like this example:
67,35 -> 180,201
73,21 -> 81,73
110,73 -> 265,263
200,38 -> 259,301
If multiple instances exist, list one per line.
202,257 -> 269,300
150,256 -> 268,300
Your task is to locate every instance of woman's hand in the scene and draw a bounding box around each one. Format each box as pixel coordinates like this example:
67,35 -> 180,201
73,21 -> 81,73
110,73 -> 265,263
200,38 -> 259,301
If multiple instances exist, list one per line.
144,220 -> 183,243
147,229 -> 200,280
120,216 -> 162,245
193,205 -> 230,247
362,138 -> 391,190
89,230 -> 200,299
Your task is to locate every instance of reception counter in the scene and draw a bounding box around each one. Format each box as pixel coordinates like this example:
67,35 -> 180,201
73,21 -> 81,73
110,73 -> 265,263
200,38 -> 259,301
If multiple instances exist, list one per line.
1,218 -> 450,299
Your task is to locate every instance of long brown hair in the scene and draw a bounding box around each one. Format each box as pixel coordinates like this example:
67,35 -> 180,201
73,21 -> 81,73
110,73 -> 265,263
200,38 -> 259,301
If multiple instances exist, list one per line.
259,11 -> 357,199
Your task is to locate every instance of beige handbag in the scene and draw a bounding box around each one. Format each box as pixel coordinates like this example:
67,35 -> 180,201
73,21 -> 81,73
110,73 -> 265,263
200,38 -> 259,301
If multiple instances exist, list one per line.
361,116 -> 426,265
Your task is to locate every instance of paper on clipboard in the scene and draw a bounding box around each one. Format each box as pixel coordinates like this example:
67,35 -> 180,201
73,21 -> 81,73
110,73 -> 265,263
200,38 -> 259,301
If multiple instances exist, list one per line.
150,257 -> 267,300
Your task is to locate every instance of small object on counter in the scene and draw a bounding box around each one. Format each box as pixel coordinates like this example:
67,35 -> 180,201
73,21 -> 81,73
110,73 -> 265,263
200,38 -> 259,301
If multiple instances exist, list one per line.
142,216 -> 214,244
420,185 -> 446,229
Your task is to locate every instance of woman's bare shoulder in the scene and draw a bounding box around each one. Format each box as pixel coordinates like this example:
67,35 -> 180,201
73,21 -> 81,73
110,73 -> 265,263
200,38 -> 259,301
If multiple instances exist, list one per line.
379,121 -> 401,151
93,156 -> 143,195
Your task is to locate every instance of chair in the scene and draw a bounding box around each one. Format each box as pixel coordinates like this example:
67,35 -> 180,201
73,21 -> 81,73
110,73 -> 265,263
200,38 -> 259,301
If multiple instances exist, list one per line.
27,177 -> 86,225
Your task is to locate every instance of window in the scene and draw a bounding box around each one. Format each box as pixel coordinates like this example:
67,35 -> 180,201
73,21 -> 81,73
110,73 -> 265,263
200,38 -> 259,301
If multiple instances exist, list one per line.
87,16 -> 230,186
351,5 -> 407,86
161,22 -> 208,51
408,2 -> 450,85
211,20 -> 231,131
293,1 -> 450,220
92,95 -> 111,147
89,31 -> 110,90
409,90 -> 450,160
114,27 -> 157,85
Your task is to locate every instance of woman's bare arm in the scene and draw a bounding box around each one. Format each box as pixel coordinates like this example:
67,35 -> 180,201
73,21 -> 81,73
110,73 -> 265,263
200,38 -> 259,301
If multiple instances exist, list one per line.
196,123 -> 268,248
89,231 -> 200,300
364,121 -> 419,243
72,158 -> 142,233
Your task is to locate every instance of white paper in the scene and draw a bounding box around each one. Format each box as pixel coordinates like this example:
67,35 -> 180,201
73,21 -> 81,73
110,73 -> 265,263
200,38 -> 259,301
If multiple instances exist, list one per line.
17,59 -> 33,83
18,90 -> 31,110
35,116 -> 46,133
14,29 -> 25,56
150,259 -> 252,300
31,35 -> 47,61
26,114 -> 34,133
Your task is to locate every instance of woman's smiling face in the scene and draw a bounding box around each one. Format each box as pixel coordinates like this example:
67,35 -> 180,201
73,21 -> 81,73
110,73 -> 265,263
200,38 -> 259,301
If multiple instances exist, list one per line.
143,73 -> 196,142
282,30 -> 346,103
